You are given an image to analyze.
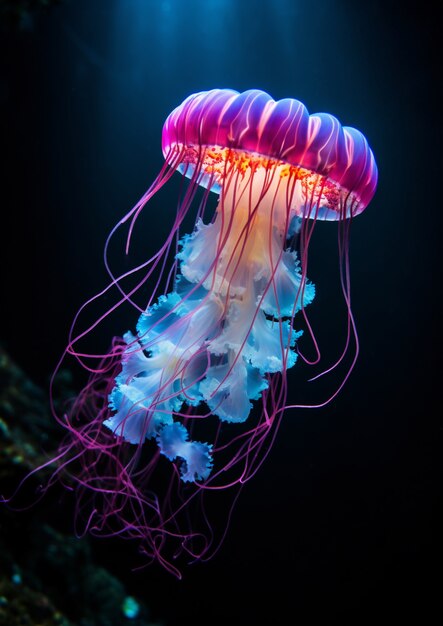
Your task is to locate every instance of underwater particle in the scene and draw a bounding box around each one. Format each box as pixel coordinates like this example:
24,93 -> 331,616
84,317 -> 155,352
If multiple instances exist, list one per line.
0,575 -> 72,626
122,596 -> 140,619
0,417 -> 10,439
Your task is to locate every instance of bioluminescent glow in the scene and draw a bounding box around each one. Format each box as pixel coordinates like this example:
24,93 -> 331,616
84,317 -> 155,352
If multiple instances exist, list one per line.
8,89 -> 378,578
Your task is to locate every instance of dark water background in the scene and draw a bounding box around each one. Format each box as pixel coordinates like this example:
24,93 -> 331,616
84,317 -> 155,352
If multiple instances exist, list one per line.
0,1 -> 441,624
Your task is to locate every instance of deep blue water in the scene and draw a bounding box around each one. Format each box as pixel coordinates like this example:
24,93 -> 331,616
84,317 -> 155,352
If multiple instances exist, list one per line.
0,1 -> 441,625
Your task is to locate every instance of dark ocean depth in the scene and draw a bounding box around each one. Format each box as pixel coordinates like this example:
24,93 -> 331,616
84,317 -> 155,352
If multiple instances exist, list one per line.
0,1 -> 441,625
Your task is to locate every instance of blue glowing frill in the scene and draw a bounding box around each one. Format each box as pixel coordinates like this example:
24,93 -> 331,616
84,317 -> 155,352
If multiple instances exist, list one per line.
104,218 -> 315,482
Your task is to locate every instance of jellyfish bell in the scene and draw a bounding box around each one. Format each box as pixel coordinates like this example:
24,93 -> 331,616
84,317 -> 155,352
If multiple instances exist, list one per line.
162,89 -> 377,219
3,89 -> 377,578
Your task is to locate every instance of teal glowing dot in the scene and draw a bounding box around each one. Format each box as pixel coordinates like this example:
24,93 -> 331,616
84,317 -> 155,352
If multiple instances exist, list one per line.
122,596 -> 140,619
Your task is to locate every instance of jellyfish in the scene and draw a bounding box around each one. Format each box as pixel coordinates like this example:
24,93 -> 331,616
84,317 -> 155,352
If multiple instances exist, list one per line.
16,89 -> 378,577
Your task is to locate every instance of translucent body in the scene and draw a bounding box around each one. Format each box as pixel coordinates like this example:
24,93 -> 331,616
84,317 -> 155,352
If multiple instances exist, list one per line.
105,157 -> 318,483
14,90 -> 378,577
